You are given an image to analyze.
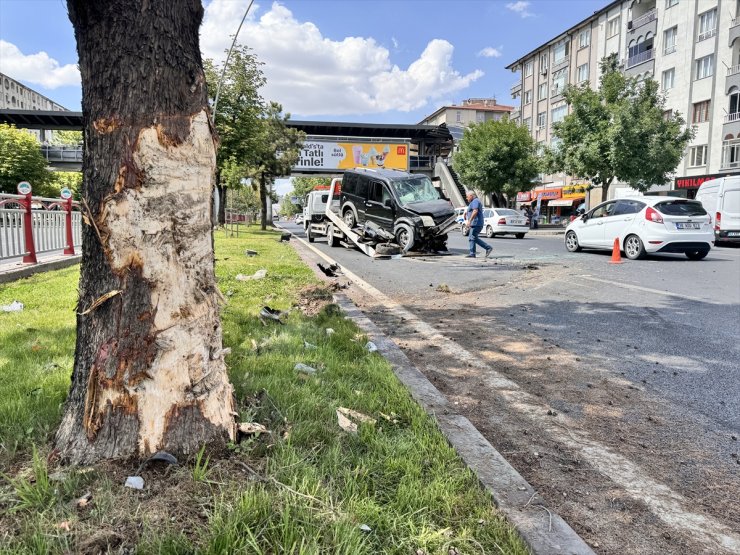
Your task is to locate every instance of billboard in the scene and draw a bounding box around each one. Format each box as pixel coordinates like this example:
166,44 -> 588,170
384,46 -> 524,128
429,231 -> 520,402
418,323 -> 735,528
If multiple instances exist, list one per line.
294,141 -> 409,172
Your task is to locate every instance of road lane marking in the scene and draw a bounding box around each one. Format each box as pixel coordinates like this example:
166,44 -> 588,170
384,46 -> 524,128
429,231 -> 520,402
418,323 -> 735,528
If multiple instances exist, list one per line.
577,275 -> 726,304
291,232 -> 740,554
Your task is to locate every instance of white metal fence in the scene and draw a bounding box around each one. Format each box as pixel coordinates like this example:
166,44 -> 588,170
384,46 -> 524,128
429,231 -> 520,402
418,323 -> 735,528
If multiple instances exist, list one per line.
0,193 -> 82,263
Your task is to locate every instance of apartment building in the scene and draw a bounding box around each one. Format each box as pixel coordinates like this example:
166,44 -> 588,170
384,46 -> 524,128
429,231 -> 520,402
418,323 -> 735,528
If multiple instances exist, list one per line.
1,72 -> 68,142
506,0 -> 740,202
419,98 -> 514,145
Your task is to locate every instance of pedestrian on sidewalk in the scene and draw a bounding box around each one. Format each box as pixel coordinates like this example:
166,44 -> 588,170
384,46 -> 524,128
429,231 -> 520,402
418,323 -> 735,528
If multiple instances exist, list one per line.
532,205 -> 540,229
465,191 -> 492,259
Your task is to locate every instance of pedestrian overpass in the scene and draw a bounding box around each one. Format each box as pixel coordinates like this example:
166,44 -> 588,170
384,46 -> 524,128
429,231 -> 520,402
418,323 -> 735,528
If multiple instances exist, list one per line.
0,109 -> 467,206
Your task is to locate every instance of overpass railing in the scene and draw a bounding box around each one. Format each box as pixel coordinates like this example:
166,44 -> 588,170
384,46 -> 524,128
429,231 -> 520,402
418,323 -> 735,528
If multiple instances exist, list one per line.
0,193 -> 81,263
40,145 -> 84,163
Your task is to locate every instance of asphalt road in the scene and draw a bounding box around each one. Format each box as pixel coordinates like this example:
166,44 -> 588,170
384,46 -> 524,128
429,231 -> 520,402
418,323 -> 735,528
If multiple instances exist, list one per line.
283,220 -> 740,554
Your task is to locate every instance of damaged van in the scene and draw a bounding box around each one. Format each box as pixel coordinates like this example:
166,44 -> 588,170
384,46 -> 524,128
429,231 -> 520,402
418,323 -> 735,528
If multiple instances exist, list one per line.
339,168 -> 457,252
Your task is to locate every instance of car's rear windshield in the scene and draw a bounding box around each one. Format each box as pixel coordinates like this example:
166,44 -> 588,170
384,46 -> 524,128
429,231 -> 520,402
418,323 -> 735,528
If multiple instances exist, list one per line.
496,209 -> 519,216
654,200 -> 707,216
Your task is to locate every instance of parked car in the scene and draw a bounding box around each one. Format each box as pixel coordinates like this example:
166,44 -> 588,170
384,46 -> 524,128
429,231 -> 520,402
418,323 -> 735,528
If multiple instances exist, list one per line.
461,208 -> 528,238
564,197 -> 713,260
454,207 -> 467,229
295,214 -> 304,225
694,176 -> 740,245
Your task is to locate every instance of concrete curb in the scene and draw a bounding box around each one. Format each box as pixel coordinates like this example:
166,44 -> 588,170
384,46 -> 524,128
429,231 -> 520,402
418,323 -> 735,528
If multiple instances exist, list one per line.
335,295 -> 594,555
0,256 -> 81,284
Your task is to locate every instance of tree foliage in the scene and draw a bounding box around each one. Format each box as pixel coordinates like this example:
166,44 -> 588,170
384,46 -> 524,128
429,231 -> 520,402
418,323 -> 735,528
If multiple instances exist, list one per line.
452,118 -> 539,201
547,55 -> 694,202
245,102 -> 304,230
50,130 -> 83,145
292,176 -> 331,200
0,124 -> 52,195
280,193 -> 302,217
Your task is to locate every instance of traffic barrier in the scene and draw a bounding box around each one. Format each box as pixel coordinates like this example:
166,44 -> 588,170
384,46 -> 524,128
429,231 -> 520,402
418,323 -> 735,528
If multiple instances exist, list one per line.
608,237 -> 623,264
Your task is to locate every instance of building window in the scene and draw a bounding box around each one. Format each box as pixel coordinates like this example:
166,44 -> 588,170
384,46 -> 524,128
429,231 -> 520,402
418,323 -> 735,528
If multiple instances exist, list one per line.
552,67 -> 568,96
692,100 -> 710,124
523,117 -> 532,131
576,63 -> 589,83
456,111 -> 462,123
663,109 -> 673,121
539,53 -> 549,72
698,9 -> 717,42
607,17 -> 620,38
538,83 -> 548,100
689,145 -> 707,167
476,112 -> 485,123
553,41 -> 569,64
524,60 -> 533,77
662,68 -> 675,90
665,0 -> 678,8
523,90 -> 532,105
579,29 -> 591,49
551,105 -> 567,124
722,138 -> 740,169
663,26 -> 677,55
537,111 -> 547,128
695,55 -> 714,80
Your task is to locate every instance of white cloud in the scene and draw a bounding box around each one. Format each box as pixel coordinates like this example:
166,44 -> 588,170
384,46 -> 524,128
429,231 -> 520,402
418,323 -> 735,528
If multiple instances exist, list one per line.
391,37 -> 399,49
201,1 -> 482,117
0,40 -> 80,89
505,1 -> 534,18
478,47 -> 502,58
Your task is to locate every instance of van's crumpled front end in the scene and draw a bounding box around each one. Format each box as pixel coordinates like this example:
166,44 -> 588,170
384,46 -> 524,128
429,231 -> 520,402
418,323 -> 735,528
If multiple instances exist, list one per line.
401,203 -> 458,252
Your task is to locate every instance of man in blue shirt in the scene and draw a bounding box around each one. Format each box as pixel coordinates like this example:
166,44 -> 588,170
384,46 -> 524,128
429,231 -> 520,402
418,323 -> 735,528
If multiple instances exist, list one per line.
465,191 -> 492,258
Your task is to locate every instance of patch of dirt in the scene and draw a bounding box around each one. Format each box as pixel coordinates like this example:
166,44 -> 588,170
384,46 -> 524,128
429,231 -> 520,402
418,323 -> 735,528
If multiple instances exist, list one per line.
343,268 -> 740,555
295,284 -> 334,317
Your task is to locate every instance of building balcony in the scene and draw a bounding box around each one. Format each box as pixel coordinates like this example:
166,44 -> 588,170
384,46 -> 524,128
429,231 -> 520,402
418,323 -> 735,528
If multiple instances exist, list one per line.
629,8 -> 656,31
626,49 -> 654,69
511,82 -> 522,98
727,66 -> 740,95
723,112 -> 740,139
725,112 -> 740,124
697,28 -> 716,43
511,109 -> 521,122
663,44 -> 677,55
552,58 -> 569,72
730,18 -> 740,48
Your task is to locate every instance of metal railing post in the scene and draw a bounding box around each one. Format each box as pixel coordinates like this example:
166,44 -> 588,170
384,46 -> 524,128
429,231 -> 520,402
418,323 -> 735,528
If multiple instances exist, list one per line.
63,197 -> 75,255
21,192 -> 37,264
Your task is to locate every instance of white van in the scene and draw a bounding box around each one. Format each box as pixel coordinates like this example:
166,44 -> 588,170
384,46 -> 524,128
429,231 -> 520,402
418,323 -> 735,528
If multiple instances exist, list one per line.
695,177 -> 740,244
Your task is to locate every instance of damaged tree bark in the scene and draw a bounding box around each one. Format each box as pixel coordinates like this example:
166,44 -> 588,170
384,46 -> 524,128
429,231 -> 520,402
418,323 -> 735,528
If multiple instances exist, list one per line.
56,0 -> 235,464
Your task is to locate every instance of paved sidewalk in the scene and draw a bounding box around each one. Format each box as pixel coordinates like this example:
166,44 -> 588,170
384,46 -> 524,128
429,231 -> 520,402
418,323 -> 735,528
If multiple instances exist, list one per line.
0,253 -> 81,284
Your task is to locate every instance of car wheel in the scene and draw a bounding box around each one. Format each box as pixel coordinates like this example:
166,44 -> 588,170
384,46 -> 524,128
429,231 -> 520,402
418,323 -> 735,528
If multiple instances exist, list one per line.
461,225 -> 469,237
515,233 -> 525,239
306,225 -> 315,243
375,243 -> 401,256
343,208 -> 356,229
564,231 -> 581,252
395,225 -> 414,253
686,250 -> 708,260
486,226 -> 494,238
623,234 -> 645,260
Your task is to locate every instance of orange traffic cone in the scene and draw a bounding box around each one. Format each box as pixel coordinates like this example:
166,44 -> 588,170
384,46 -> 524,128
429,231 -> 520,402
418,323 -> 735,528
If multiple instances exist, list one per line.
608,237 -> 623,264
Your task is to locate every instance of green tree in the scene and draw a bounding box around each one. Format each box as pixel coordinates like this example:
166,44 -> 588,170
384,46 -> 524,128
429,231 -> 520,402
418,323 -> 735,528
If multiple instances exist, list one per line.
292,176 -> 331,200
47,171 -> 83,198
0,124 -> 52,195
204,46 -> 266,224
280,193 -> 301,217
547,55 -> 694,202
246,102 -> 304,230
50,130 -> 83,145
452,118 -> 539,204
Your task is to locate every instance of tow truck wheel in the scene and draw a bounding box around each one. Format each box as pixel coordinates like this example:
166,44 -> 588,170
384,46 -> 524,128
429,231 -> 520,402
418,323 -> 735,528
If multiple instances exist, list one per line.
306,225 -> 315,243
395,225 -> 414,253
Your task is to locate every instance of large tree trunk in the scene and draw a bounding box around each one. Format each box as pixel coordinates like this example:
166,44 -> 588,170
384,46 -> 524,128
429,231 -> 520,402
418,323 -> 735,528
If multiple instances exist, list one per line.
217,183 -> 227,225
56,0 -> 235,464
601,177 -> 614,203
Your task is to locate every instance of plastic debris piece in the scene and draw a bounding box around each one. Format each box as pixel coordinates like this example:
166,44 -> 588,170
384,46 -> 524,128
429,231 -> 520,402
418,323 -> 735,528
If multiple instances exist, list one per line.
147,451 -> 178,466
325,328 -> 335,336
236,269 -> 267,281
303,341 -> 318,350
1,301 -> 24,312
294,363 -> 318,375
124,476 -> 144,490
359,524 -> 372,532
337,407 -> 376,433
238,422 -> 268,435
365,341 -> 378,353
76,492 -> 93,508
259,306 -> 284,324
245,249 -> 258,256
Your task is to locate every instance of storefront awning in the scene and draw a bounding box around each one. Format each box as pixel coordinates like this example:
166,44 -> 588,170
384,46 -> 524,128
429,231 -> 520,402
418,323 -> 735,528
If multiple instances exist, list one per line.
549,199 -> 579,207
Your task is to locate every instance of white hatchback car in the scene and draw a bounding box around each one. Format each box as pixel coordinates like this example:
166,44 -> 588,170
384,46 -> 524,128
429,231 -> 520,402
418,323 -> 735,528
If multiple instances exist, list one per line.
564,197 -> 713,260
462,208 -> 529,238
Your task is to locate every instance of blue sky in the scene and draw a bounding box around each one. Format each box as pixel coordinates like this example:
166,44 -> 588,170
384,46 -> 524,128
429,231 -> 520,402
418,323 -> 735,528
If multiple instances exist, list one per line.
1,0 -> 606,124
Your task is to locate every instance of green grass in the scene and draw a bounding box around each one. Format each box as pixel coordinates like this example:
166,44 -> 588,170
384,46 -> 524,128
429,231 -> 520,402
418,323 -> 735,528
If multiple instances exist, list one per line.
0,228 -> 528,554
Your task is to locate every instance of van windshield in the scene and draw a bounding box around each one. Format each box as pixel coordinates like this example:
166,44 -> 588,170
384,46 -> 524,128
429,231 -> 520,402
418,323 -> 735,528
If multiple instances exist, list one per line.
390,176 -> 441,206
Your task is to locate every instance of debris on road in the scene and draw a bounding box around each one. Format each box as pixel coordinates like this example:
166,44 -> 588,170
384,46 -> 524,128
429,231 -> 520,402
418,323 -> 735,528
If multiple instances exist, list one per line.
317,262 -> 341,277
124,476 -> 144,490
365,341 -> 378,353
1,300 -> 24,312
294,363 -> 318,375
237,422 -> 269,436
244,249 -> 258,256
279,232 -> 291,242
336,407 -> 376,433
259,306 -> 284,325
236,269 -> 267,281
